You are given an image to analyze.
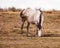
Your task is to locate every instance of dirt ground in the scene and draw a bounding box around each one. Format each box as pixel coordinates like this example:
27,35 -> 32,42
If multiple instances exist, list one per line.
0,11 -> 60,48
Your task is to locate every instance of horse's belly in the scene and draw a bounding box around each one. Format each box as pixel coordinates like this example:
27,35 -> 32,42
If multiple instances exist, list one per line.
28,16 -> 39,24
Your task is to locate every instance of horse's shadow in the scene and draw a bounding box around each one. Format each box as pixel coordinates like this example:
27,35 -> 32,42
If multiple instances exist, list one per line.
19,31 -> 60,37
42,34 -> 60,37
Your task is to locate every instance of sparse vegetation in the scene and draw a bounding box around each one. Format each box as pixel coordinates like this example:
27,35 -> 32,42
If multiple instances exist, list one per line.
0,7 -> 22,12
0,8 -> 60,48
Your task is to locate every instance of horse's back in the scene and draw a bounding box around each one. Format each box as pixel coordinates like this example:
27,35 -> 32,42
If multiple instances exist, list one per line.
22,8 -> 36,17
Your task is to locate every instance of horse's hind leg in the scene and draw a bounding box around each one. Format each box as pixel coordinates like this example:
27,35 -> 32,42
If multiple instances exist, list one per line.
26,22 -> 30,36
20,21 -> 25,34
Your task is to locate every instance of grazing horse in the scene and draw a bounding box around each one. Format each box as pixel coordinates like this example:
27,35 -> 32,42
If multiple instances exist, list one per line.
20,8 -> 44,37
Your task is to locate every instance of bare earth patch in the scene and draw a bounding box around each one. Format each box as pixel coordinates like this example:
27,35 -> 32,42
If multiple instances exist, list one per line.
0,12 -> 60,48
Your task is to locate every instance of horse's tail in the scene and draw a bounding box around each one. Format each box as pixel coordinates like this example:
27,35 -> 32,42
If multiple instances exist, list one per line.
20,9 -> 25,18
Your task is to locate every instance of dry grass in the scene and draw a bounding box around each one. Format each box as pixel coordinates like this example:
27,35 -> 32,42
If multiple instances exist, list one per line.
0,11 -> 60,48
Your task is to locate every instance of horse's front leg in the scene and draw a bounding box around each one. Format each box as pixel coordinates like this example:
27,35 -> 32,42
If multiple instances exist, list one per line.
36,24 -> 42,37
20,21 -> 25,34
26,22 -> 30,36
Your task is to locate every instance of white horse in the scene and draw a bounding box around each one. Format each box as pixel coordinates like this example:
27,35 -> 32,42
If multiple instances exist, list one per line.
20,8 -> 44,37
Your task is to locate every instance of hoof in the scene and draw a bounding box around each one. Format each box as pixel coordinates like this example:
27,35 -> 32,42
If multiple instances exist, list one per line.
26,35 -> 28,37
34,35 -> 38,37
33,34 -> 41,37
19,32 -> 24,34
26,34 -> 29,37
